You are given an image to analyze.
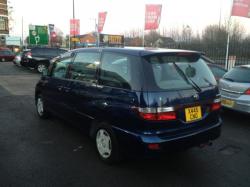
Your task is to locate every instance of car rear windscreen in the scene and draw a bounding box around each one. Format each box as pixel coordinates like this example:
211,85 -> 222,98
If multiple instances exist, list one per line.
223,67 -> 250,83
143,53 -> 216,91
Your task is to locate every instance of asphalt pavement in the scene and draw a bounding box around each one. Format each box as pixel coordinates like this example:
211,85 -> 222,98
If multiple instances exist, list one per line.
0,61 -> 250,187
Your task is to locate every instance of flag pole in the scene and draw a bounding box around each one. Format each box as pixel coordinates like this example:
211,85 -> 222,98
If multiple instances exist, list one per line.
142,30 -> 145,47
225,21 -> 231,70
143,5 -> 145,47
225,0 -> 234,70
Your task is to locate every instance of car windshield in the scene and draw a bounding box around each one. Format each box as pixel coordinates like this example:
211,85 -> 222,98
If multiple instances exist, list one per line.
223,67 -> 250,83
143,53 -> 216,91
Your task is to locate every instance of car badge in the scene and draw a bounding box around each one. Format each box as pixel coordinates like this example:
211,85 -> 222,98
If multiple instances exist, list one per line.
193,94 -> 199,100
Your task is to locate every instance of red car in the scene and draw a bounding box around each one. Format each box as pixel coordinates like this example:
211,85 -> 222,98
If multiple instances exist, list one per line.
0,48 -> 15,62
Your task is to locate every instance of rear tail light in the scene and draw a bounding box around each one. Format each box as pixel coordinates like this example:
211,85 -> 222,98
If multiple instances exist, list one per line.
148,143 -> 160,150
26,52 -> 32,58
135,107 -> 176,121
211,98 -> 221,111
244,88 -> 250,95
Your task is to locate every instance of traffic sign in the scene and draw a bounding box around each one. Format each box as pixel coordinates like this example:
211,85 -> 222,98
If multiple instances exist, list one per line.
29,25 -> 49,45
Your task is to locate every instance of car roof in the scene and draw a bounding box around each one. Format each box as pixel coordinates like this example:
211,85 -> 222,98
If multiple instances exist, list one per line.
238,64 -> 250,69
72,47 -> 201,56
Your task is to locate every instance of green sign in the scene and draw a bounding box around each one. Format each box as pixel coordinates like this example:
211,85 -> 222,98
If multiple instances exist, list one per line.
29,25 -> 48,45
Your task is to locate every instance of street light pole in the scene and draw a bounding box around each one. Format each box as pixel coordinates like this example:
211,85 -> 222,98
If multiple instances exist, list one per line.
21,16 -> 24,48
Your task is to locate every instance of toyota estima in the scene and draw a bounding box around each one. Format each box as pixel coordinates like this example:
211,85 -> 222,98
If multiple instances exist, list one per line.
35,48 -> 222,164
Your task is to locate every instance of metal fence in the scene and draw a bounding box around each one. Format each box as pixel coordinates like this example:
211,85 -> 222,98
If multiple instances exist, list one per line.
166,42 -> 250,67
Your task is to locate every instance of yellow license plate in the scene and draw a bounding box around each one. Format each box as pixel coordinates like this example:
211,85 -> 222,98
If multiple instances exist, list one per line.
221,99 -> 234,108
185,106 -> 202,122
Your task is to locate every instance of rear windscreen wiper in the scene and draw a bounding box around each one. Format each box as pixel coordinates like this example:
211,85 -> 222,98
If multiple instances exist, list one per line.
172,62 -> 202,93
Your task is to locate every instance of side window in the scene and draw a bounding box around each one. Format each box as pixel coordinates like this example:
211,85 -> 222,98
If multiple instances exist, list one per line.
99,52 -> 132,89
68,52 -> 100,82
51,57 -> 72,78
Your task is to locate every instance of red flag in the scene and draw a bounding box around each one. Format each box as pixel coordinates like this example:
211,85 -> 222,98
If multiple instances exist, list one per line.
98,12 -> 107,33
145,4 -> 162,30
70,19 -> 80,36
232,0 -> 250,18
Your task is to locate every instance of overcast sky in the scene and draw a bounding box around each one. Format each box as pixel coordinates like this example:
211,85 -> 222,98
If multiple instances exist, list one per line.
9,0 -> 250,37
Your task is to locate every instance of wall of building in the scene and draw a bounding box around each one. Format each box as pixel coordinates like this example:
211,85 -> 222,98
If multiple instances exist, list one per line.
0,0 -> 8,46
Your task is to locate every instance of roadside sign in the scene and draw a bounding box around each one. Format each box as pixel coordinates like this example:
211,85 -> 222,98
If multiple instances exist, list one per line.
29,25 -> 49,45
99,34 -> 124,46
6,36 -> 21,46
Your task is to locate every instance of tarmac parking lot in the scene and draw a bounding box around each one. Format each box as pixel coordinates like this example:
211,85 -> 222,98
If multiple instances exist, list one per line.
0,61 -> 250,187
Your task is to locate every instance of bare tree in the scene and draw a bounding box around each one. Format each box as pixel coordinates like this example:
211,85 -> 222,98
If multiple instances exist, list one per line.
144,30 -> 161,47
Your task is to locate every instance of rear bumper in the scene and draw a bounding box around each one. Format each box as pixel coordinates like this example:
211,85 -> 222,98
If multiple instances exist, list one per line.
113,119 -> 222,155
221,95 -> 250,114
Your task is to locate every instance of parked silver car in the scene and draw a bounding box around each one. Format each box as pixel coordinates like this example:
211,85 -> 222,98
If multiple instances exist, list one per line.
219,65 -> 250,114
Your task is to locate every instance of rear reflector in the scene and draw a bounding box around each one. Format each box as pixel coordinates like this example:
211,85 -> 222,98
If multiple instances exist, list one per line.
244,88 -> 250,95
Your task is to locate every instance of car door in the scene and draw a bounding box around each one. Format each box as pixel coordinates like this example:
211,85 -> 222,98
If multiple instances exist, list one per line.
66,49 -> 101,123
42,53 -> 74,118
94,52 -> 142,128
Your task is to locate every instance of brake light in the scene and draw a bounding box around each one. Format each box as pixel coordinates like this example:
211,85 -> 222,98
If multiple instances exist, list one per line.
148,143 -> 160,150
26,52 -> 32,57
136,107 -> 176,121
211,98 -> 221,111
244,88 -> 250,95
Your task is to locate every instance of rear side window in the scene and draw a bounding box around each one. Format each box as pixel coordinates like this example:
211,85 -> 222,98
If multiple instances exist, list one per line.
143,53 -> 216,91
223,67 -> 250,83
69,52 -> 100,82
99,52 -> 135,90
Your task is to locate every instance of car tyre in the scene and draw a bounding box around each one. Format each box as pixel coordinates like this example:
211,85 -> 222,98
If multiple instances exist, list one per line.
36,63 -> 47,73
36,94 -> 49,119
95,122 -> 121,164
1,58 -> 5,62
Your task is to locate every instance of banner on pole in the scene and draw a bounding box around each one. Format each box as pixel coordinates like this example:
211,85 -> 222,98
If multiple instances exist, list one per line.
98,12 -> 107,33
232,0 -> 250,18
70,19 -> 80,36
145,4 -> 162,30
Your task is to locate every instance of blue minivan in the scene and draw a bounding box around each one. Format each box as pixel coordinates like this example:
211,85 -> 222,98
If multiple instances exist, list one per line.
35,48 -> 222,163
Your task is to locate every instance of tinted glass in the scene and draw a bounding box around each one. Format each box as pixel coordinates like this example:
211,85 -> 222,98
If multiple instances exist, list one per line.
31,48 -> 42,55
223,67 -> 250,83
44,48 -> 58,56
51,57 -> 72,78
0,50 -> 14,55
69,52 -> 100,82
209,65 -> 227,78
99,53 -> 132,89
57,49 -> 67,55
143,53 -> 216,91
